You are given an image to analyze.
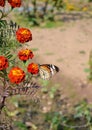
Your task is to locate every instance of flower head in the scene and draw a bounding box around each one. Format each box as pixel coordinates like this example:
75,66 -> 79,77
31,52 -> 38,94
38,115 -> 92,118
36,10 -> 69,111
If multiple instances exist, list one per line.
16,28 -> 32,43
8,67 -> 25,84
8,0 -> 21,8
0,56 -> 8,70
0,0 -> 5,7
18,49 -> 34,61
27,63 -> 39,75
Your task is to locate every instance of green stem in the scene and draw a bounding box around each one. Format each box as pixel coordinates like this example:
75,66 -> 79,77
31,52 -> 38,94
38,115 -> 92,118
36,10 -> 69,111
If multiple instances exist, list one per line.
1,69 -> 8,89
0,96 -> 6,113
0,8 -> 13,20
0,10 -> 3,20
43,0 -> 49,15
32,0 -> 37,15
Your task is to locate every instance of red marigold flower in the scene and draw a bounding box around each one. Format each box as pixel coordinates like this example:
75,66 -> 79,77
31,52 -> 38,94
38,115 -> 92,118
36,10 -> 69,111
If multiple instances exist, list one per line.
8,67 -> 25,84
8,0 -> 21,8
0,56 -> 8,70
0,0 -> 5,7
16,28 -> 32,43
18,49 -> 34,61
27,63 -> 39,75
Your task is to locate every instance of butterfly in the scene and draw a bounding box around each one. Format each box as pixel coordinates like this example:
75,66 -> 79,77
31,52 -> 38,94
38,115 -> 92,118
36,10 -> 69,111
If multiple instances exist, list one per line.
39,64 -> 59,80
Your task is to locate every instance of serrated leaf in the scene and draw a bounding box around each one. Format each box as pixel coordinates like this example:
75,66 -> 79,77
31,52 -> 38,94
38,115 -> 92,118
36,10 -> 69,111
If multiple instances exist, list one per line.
5,51 -> 11,56
7,54 -> 13,59
0,20 -> 7,28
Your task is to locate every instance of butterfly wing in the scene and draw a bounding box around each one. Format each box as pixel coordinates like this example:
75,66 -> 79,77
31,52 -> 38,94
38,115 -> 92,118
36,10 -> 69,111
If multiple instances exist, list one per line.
47,64 -> 59,75
39,65 -> 51,80
39,64 -> 59,80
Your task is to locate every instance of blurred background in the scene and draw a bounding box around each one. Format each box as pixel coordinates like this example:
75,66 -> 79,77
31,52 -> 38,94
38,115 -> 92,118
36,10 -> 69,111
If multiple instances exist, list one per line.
1,0 -> 92,130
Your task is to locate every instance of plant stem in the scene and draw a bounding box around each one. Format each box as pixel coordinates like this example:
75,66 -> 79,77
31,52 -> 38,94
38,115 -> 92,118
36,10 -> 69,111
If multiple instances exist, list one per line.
33,0 -> 37,15
0,96 -> 6,113
0,10 -> 3,20
0,8 -> 13,20
43,0 -> 49,15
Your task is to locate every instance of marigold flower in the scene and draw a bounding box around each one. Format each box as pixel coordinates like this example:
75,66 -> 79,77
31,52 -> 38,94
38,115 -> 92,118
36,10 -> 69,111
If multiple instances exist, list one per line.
27,63 -> 39,75
0,56 -> 8,70
16,28 -> 32,43
0,0 -> 5,7
18,49 -> 34,61
8,0 -> 21,8
8,67 -> 25,84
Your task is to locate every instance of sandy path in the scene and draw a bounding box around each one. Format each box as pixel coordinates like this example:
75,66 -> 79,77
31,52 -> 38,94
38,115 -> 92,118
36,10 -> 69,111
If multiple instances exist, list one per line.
26,19 -> 92,103
29,19 -> 92,82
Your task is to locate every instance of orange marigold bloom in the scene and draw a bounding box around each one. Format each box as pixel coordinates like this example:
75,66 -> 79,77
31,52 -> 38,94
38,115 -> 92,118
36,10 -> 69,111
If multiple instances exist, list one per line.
18,49 -> 34,61
27,63 -> 39,75
16,28 -> 32,43
0,0 -> 5,7
8,67 -> 25,84
0,56 -> 8,70
8,0 -> 21,8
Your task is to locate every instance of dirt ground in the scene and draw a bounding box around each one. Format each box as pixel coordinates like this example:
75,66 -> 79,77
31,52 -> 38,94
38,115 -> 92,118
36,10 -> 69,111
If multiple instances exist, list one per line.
27,18 -> 92,104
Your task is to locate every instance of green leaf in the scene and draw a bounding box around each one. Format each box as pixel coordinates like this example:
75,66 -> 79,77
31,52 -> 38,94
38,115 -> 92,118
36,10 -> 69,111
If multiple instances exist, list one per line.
52,116 -> 59,124
0,20 -> 7,28
7,54 -> 13,59
14,121 -> 27,130
74,113 -> 83,118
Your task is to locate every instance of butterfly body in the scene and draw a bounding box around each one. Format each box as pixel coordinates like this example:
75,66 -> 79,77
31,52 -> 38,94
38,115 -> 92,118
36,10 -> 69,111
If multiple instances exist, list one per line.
39,64 -> 59,80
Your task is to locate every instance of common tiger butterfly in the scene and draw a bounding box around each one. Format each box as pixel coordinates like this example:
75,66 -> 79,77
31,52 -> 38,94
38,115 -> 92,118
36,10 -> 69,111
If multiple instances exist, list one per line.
39,64 -> 59,80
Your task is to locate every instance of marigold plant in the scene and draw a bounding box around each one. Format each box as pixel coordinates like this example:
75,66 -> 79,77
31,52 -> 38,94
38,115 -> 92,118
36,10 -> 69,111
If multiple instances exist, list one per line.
18,49 -> 34,61
27,63 -> 39,75
16,28 -> 32,43
0,56 -> 9,70
8,0 -> 21,8
0,1 -> 59,128
8,67 -> 25,84
0,0 -> 5,7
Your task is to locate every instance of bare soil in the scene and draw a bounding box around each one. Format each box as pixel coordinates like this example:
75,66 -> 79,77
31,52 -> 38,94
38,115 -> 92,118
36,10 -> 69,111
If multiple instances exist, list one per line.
28,18 -> 92,104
